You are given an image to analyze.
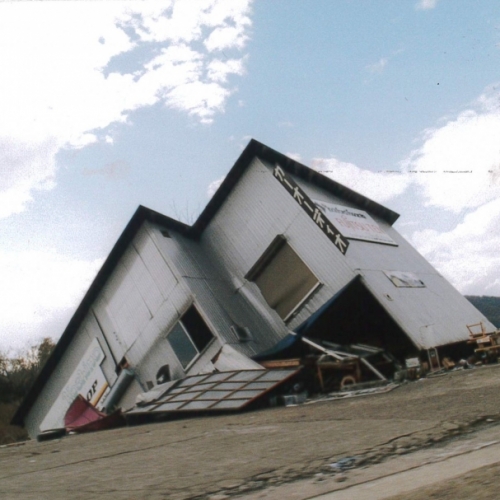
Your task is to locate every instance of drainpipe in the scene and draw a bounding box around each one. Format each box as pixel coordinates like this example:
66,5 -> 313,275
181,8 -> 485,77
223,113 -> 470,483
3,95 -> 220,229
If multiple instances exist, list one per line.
101,368 -> 135,414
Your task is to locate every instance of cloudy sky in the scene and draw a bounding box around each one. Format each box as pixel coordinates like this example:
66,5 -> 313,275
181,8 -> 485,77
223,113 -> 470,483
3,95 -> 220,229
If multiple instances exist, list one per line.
1,0 -> 499,352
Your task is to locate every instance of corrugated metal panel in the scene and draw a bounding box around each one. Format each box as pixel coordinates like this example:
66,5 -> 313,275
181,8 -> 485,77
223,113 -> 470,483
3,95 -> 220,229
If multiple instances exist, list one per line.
148,221 -> 208,280
213,344 -> 264,371
83,312 -> 118,386
125,314 -> 162,364
89,224 -> 194,400
201,158 -> 303,275
199,157 -> 354,340
92,298 -> 127,360
149,215 -> 290,358
95,227 -> 184,355
135,225 -> 179,300
202,278 -> 288,355
361,270 -> 496,349
343,226 -> 439,276
122,245 -> 163,317
256,160 -> 495,350
134,334 -> 185,389
99,256 -> 150,349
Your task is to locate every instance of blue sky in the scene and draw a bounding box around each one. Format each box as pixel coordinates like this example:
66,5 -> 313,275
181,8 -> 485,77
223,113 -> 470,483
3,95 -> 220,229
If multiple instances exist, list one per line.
1,0 -> 500,352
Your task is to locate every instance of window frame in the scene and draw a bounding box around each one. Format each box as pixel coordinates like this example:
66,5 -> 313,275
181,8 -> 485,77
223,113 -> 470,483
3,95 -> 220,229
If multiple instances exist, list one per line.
245,235 -> 321,322
167,303 -> 216,371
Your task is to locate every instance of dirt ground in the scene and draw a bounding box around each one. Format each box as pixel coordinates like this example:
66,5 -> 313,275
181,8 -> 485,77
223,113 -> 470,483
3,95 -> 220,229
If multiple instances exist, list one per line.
3,364 -> 500,500
387,463 -> 500,500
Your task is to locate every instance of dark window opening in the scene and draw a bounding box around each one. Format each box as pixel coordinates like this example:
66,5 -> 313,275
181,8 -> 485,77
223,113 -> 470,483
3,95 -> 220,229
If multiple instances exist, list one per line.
246,236 -> 320,321
231,325 -> 253,342
115,356 -> 130,375
181,305 -> 214,352
156,365 -> 171,385
302,279 -> 416,372
168,305 -> 215,369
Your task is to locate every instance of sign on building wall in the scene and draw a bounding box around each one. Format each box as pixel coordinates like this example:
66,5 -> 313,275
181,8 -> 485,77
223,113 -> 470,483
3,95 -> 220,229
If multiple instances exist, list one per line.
40,338 -> 109,431
314,200 -> 397,246
384,270 -> 426,288
273,165 -> 349,255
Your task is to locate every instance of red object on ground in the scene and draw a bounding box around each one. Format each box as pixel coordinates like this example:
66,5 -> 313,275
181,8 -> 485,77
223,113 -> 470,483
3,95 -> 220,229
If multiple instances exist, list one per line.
64,395 -> 125,433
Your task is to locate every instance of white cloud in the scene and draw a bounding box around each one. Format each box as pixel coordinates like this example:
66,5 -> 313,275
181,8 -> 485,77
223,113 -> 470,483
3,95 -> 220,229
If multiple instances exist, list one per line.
366,57 -> 388,74
311,157 -> 410,203
399,84 -> 500,296
207,176 -> 225,197
286,152 -> 302,162
402,86 -> 500,212
0,251 -> 103,352
0,0 -> 253,218
207,58 -> 246,83
0,137 -> 59,218
285,84 -> 500,298
416,0 -> 439,10
82,160 -> 130,180
410,198 -> 500,295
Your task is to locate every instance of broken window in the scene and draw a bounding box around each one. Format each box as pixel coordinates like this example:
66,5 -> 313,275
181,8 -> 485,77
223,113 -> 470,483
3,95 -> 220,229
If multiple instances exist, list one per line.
246,236 -> 320,321
167,305 -> 215,369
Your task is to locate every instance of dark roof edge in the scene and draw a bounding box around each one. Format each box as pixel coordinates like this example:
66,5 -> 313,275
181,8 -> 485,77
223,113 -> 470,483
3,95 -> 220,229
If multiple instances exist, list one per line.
12,206 -> 190,426
192,139 -> 399,235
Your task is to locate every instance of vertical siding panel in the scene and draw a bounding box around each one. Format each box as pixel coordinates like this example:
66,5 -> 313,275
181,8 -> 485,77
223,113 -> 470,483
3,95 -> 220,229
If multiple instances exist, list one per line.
92,297 -> 127,360
200,157 -> 355,334
134,225 -> 179,301
24,323 -> 93,436
121,245 -> 162,318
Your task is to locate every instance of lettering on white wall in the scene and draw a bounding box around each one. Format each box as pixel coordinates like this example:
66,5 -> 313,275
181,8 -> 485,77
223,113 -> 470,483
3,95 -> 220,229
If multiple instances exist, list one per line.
314,200 -> 397,246
273,164 -> 349,255
40,338 -> 108,431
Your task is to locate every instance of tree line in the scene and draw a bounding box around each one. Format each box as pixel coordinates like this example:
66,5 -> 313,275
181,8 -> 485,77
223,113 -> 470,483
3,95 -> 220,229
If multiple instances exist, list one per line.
466,296 -> 500,328
0,337 -> 55,404
0,338 -> 55,444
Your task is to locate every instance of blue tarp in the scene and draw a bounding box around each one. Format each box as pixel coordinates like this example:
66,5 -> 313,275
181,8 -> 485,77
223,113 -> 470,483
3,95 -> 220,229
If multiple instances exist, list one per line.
253,275 -> 360,361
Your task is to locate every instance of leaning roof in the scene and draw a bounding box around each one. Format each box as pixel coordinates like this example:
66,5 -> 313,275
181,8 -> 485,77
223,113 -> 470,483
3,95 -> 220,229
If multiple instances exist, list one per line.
12,139 -> 399,426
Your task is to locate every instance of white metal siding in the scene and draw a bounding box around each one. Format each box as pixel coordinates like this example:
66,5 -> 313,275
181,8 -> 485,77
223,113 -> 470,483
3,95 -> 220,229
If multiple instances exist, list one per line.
361,270 -> 496,349
24,317 -> 97,438
283,162 -> 495,347
201,158 -> 355,335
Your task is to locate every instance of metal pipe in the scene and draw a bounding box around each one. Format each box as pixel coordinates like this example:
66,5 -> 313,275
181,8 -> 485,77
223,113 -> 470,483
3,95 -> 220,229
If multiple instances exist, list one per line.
359,358 -> 386,381
101,368 -> 135,414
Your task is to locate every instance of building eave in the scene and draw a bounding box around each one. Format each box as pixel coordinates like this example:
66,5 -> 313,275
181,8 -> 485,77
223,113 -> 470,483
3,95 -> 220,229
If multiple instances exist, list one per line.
192,139 -> 400,236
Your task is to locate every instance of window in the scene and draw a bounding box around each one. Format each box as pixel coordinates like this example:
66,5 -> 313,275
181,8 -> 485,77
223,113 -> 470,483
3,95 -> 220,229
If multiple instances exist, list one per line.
167,305 -> 215,369
156,365 -> 171,384
230,325 -> 253,342
384,271 -> 425,288
246,236 -> 320,321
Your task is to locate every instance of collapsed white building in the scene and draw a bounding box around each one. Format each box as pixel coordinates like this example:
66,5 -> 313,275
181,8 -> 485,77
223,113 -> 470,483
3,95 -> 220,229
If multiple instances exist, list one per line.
13,140 -> 494,437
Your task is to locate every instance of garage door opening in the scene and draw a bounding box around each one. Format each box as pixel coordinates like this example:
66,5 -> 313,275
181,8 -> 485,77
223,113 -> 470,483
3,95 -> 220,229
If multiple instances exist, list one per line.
302,277 -> 416,362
